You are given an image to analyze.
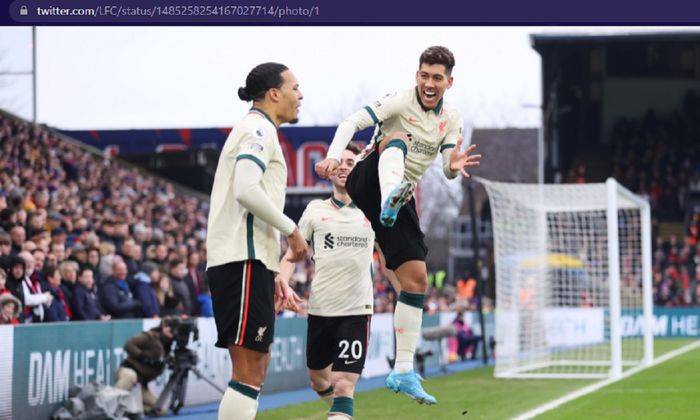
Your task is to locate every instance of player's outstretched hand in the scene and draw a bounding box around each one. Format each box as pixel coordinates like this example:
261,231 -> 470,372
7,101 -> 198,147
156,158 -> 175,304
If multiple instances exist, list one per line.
286,228 -> 308,262
274,275 -> 305,313
314,158 -> 339,179
449,138 -> 481,177
274,274 -> 286,311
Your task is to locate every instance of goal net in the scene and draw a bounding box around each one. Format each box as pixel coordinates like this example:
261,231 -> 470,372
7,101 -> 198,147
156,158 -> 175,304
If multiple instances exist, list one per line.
479,178 -> 653,379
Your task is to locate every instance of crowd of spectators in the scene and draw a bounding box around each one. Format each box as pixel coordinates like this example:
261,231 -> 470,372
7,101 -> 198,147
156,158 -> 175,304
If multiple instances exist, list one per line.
609,90 -> 700,222
652,233 -> 700,307
604,90 -> 700,306
0,114 -> 212,324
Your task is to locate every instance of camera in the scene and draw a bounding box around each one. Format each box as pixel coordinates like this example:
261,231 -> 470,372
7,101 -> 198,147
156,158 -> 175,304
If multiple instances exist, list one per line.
153,317 -> 224,416
169,317 -> 199,350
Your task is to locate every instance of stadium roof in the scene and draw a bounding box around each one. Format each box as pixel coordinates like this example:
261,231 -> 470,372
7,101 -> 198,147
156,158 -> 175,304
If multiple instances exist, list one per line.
531,31 -> 700,50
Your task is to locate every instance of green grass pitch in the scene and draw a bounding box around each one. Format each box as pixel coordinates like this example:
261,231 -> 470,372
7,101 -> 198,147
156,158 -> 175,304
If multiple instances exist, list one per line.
259,339 -> 699,419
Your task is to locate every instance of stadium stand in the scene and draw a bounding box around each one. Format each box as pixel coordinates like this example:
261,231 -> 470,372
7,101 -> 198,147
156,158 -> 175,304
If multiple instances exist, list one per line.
581,89 -> 700,307
609,89 -> 700,223
0,111 -> 211,321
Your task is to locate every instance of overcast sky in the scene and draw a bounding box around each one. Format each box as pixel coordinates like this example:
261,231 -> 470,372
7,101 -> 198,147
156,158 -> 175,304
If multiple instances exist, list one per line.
0,26 -> 696,130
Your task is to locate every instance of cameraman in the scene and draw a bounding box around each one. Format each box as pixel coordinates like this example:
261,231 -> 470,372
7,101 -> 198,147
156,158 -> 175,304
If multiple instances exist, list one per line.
115,316 -> 179,414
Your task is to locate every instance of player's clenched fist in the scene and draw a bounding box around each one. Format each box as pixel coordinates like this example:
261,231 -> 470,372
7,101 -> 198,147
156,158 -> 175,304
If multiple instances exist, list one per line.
314,158 -> 339,179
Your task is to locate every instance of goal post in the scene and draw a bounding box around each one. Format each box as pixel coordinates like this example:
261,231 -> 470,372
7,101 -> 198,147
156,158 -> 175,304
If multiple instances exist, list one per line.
478,177 -> 653,379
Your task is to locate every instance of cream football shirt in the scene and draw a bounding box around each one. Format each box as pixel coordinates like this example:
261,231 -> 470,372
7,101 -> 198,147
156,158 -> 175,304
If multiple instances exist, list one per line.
363,87 -> 463,183
330,87 -> 464,183
299,197 -> 375,316
206,108 -> 288,272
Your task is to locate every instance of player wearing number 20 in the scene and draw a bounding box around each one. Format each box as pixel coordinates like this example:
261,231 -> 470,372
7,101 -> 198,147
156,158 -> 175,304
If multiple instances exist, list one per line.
278,144 -> 373,420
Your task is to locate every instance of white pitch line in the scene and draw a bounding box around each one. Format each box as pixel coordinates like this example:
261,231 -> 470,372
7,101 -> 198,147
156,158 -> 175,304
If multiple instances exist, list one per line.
512,340 -> 700,420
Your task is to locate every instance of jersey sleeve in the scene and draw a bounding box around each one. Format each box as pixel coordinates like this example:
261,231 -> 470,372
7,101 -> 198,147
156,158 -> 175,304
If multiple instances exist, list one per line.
234,125 -> 276,172
297,203 -> 316,242
327,89 -> 409,161
363,90 -> 408,125
440,109 -> 465,179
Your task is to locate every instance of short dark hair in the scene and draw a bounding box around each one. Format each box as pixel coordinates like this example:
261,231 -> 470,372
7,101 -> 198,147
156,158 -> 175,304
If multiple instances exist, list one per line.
419,46 -> 455,75
238,62 -> 289,102
346,142 -> 362,154
44,264 -> 59,280
170,259 -> 184,270
79,266 -> 94,277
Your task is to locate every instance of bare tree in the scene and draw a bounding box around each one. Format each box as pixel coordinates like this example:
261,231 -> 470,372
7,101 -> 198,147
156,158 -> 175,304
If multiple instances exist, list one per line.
419,158 -> 463,239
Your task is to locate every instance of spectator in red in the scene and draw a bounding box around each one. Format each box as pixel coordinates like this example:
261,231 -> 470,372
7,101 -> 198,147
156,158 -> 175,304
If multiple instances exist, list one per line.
19,251 -> 52,322
0,293 -> 21,325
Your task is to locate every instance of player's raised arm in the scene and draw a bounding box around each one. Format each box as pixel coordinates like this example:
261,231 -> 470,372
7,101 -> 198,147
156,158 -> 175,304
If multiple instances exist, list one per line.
316,92 -> 405,179
316,108 -> 372,179
447,137 -> 481,178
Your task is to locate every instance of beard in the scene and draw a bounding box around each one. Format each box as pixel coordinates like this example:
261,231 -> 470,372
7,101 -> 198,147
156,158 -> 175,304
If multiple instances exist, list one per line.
289,117 -> 299,125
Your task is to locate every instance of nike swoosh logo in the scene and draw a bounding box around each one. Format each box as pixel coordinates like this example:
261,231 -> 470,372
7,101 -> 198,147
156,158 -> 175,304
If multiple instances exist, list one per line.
344,360 -> 359,365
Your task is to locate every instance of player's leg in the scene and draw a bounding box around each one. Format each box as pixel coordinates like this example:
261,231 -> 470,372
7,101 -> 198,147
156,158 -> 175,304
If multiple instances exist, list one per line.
377,132 -> 414,227
385,259 -> 436,405
375,244 -> 401,293
208,260 -> 276,420
219,346 -> 269,420
328,315 -> 371,419
307,315 -> 335,407
378,205 -> 436,404
393,259 -> 428,371
328,371 -> 361,419
309,366 -> 334,407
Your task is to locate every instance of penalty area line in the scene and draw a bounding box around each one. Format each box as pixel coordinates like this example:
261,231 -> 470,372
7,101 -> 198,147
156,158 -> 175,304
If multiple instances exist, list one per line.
512,340 -> 700,420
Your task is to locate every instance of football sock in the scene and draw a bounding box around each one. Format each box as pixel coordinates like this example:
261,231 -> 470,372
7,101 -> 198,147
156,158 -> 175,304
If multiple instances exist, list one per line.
378,140 -> 407,206
218,380 -> 260,420
394,291 -> 425,374
328,396 -> 354,419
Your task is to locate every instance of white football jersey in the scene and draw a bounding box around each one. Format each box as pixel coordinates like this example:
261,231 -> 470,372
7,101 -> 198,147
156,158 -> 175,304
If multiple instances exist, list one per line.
207,108 -> 288,272
361,87 -> 464,183
299,197 -> 375,316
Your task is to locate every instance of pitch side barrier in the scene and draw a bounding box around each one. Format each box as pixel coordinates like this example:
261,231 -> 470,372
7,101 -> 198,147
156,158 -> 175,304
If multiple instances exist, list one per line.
0,313 -> 440,419
3,308 -> 696,419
